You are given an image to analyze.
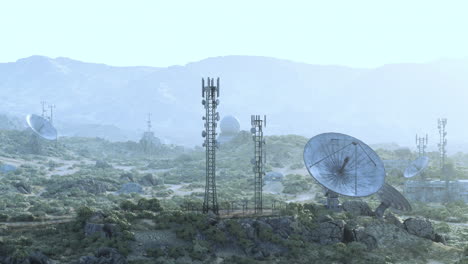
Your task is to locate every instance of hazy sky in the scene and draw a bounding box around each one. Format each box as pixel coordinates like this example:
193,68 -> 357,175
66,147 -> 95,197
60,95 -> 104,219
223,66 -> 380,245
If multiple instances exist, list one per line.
0,0 -> 467,68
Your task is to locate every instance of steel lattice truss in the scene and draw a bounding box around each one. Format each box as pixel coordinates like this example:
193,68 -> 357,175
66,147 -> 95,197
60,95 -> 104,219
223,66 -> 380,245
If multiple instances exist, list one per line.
201,78 -> 220,215
251,115 -> 266,214
438,118 -> 449,202
415,134 -> 428,157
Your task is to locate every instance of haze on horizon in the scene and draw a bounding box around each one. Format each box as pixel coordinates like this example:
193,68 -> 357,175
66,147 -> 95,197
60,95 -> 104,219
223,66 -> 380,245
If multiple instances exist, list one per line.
0,0 -> 467,68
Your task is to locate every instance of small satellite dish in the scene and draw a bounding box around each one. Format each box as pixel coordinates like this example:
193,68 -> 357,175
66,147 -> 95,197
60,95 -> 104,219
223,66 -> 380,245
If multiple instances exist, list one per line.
304,132 -> 385,197
404,156 -> 429,178
26,114 -> 57,140
375,183 -> 412,217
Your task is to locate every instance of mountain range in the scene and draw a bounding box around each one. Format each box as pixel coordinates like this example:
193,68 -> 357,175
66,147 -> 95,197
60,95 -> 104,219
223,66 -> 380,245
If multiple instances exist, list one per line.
0,55 -> 467,152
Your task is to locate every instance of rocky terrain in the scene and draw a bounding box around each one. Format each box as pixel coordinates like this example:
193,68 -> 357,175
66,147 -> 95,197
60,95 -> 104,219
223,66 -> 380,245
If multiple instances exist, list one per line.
0,128 -> 466,263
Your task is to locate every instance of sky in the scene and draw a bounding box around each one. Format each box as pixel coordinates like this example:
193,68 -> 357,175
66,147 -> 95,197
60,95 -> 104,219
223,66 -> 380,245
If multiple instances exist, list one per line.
0,0 -> 467,68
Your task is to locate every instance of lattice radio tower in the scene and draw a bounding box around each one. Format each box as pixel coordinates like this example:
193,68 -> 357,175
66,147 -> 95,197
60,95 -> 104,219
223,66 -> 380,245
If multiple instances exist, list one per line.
438,118 -> 447,169
201,77 -> 220,215
48,104 -> 56,124
41,101 -> 47,118
438,118 -> 449,201
147,113 -> 152,132
251,115 -> 266,214
415,134 -> 428,156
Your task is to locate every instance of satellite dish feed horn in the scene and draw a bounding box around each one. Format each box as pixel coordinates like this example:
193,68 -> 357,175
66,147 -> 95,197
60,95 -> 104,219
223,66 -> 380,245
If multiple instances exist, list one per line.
403,156 -> 429,178
375,183 -> 412,218
303,132 -> 386,210
26,114 -> 57,141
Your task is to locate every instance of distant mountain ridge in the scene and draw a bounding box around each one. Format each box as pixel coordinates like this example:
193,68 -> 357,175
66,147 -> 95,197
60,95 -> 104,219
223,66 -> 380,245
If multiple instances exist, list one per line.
1,55 -> 467,150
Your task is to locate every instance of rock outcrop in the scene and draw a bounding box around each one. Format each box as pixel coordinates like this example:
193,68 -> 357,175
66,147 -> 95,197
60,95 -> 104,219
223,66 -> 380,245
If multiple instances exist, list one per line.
0,251 -> 55,264
117,183 -> 144,194
309,220 -> 345,245
403,218 -> 435,240
84,213 -> 119,238
75,248 -> 127,264
139,173 -> 160,186
95,160 -> 112,169
342,201 -> 374,217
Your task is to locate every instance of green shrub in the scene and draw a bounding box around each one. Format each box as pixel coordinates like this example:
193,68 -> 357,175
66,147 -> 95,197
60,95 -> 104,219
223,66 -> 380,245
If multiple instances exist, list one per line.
76,206 -> 95,222
137,198 -> 163,212
10,213 -> 35,222
0,214 -> 8,221
167,246 -> 185,258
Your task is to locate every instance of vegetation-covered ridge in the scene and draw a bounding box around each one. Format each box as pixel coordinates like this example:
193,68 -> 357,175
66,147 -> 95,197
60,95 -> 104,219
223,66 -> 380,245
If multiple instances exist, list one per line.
0,130 -> 466,263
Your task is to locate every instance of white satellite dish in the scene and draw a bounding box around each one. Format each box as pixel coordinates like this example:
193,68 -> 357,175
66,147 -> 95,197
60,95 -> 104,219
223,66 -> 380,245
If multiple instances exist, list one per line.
304,133 -> 386,210
304,132 -> 386,197
26,114 -> 57,141
404,156 -> 429,178
375,183 -> 412,217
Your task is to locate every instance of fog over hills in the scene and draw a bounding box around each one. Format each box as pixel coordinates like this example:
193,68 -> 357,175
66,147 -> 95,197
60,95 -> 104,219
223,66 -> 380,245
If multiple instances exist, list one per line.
1,55 -> 467,152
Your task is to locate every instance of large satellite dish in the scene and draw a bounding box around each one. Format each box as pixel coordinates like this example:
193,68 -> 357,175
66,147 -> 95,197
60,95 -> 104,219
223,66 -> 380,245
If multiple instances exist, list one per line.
403,156 -> 429,178
26,114 -> 57,140
375,183 -> 411,217
304,132 -> 386,197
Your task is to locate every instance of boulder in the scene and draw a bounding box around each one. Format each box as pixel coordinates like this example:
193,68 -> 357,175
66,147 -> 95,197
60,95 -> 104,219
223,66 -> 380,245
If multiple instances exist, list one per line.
139,173 -> 160,186
433,233 -> 446,244
265,217 -> 294,238
342,201 -> 374,217
403,218 -> 435,240
310,220 -> 345,244
95,160 -> 112,169
119,172 -> 134,182
352,227 -> 378,250
84,213 -> 119,238
27,251 -> 54,264
75,247 -> 127,264
0,251 -> 55,264
117,183 -> 144,194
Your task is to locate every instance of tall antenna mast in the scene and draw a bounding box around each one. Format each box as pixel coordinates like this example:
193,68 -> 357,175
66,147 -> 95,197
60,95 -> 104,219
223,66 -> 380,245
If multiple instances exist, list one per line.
201,77 -> 220,215
415,134 -> 428,156
48,104 -> 56,124
147,113 -> 152,132
251,115 -> 266,214
438,118 -> 448,201
438,118 -> 447,169
41,101 -> 47,118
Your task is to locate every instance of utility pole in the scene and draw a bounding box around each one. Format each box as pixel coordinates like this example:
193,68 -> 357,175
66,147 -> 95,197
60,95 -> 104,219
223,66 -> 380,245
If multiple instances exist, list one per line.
201,77 -> 220,215
251,115 -> 266,214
